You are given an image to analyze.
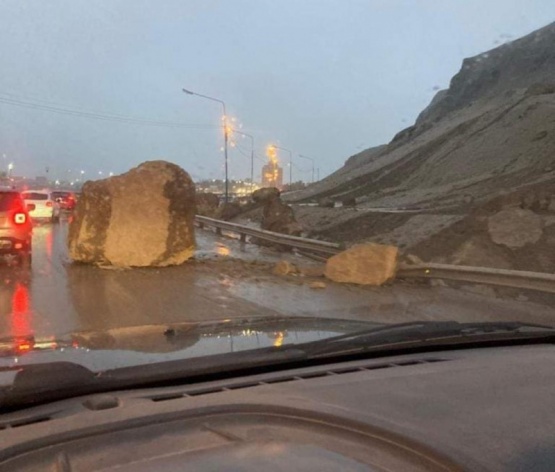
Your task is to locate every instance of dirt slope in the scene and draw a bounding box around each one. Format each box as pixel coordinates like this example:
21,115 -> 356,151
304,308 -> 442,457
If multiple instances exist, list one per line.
286,21 -> 555,214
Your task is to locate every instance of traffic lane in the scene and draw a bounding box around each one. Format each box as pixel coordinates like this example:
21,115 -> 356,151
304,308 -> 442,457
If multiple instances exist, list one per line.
1,219 -> 555,343
0,219 -> 290,340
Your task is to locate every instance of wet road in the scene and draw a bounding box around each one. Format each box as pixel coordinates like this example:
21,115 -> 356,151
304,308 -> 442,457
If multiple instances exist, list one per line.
1,216 -> 554,341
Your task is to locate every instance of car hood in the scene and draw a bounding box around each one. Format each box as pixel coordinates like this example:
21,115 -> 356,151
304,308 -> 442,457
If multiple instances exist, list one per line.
0,316 -> 383,373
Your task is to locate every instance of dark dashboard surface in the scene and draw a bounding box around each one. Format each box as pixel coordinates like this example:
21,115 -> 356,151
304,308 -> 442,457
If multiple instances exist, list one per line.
0,344 -> 553,471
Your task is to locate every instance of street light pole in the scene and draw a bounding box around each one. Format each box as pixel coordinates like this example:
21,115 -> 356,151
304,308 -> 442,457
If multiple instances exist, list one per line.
298,154 -> 315,183
233,130 -> 255,187
273,145 -> 293,186
182,88 -> 230,203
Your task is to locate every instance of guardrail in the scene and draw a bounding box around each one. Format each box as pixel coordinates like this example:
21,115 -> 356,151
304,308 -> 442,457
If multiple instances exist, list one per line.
397,263 -> 555,294
196,215 -> 555,294
194,215 -> 343,256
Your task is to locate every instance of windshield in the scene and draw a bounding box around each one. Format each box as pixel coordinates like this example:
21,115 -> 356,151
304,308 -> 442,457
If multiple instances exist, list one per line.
0,1 -> 554,404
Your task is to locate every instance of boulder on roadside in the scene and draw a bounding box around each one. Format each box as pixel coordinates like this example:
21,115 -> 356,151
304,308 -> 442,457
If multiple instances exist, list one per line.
218,202 -> 242,221
341,197 -> 356,208
261,198 -> 302,236
272,260 -> 297,276
252,187 -> 280,204
196,192 -> 220,217
325,243 -> 399,285
68,161 -> 196,267
318,197 -> 335,208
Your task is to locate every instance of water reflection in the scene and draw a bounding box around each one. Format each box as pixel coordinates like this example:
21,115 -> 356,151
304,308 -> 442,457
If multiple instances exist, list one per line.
0,317 -> 380,372
11,282 -> 31,336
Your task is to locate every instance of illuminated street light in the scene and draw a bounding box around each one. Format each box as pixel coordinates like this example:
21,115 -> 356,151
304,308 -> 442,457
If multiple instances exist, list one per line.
7,162 -> 14,178
183,88 -> 230,203
271,145 -> 293,185
298,154 -> 315,183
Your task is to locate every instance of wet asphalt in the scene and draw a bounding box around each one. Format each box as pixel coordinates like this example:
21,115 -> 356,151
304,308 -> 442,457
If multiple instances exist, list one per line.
1,215 -> 554,342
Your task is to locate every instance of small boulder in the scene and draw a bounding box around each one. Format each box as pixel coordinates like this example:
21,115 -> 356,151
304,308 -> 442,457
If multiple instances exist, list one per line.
68,161 -> 195,267
325,243 -> 398,285
252,187 -> 280,204
318,197 -> 335,208
273,260 -> 297,276
341,197 -> 356,208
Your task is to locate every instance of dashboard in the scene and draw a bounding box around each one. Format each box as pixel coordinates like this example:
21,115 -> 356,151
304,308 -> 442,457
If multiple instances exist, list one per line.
0,344 -> 553,471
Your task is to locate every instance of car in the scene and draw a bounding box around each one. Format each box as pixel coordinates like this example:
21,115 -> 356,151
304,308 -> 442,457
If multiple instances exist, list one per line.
0,190 -> 33,265
20,190 -> 61,222
51,191 -> 76,211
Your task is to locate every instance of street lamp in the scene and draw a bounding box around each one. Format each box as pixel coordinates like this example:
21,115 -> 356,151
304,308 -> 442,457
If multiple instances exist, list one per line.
182,88 -> 230,203
233,130 -> 255,186
272,145 -> 293,185
298,154 -> 315,183
7,162 -> 14,178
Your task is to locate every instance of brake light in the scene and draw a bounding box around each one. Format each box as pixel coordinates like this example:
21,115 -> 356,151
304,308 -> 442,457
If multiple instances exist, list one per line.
16,341 -> 32,353
46,201 -> 53,207
14,213 -> 27,225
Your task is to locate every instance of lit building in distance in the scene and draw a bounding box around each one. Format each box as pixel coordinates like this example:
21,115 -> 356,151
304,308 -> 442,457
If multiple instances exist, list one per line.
262,145 -> 283,189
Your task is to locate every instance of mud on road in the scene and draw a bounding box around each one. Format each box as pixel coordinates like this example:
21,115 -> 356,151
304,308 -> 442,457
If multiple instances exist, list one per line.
0,218 -> 554,342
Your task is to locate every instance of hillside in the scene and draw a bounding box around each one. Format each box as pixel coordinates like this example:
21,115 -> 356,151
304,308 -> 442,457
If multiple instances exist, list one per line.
275,22 -> 555,273
287,21 -> 555,212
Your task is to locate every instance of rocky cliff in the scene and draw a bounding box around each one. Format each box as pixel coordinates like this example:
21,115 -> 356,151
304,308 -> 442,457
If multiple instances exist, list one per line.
287,21 -> 555,212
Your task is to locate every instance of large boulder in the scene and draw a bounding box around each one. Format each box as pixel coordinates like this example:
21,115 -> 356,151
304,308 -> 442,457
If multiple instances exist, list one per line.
325,243 -> 398,285
68,161 -> 196,267
261,198 -> 302,236
252,187 -> 280,204
219,202 -> 242,221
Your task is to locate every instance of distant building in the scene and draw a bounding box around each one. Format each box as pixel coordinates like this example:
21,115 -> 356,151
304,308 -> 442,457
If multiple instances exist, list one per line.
262,162 -> 283,189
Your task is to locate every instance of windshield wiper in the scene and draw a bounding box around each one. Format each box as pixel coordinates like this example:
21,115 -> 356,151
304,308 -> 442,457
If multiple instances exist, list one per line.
298,321 -> 555,357
2,321 -> 553,412
0,346 -> 307,411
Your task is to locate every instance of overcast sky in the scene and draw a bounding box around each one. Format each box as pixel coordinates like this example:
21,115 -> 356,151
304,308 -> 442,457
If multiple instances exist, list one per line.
0,1 -> 554,182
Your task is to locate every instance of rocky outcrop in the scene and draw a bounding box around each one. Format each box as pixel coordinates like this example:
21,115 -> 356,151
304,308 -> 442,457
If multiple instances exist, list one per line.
252,187 -> 280,204
196,192 -> 220,217
417,22 -> 555,125
68,161 -> 195,267
250,187 -> 302,238
325,243 -> 398,285
285,21 -> 555,230
219,202 -> 242,221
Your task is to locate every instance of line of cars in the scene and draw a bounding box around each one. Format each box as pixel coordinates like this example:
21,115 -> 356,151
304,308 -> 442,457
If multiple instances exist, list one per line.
0,189 -> 77,266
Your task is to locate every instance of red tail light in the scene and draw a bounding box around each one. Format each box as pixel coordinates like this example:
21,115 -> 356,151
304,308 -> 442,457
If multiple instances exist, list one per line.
16,341 -> 32,353
46,201 -> 53,207
14,213 -> 27,225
